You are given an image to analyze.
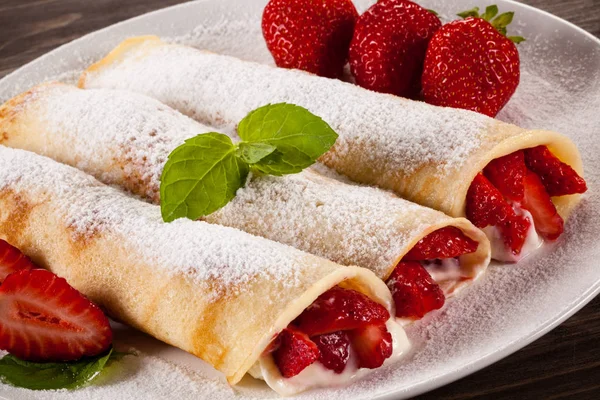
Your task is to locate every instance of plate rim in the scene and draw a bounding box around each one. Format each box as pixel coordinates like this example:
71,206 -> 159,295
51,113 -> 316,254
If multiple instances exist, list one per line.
0,1 -> 599,399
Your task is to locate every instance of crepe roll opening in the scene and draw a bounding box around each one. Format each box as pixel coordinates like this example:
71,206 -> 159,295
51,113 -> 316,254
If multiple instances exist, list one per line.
465,144 -> 587,262
245,272 -> 410,396
384,221 -> 489,322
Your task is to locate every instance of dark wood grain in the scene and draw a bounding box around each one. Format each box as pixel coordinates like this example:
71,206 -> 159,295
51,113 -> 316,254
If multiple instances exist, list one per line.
0,1 -> 599,399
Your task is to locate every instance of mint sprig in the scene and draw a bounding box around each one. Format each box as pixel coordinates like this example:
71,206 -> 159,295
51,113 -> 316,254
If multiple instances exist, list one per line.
160,103 -> 338,222
0,347 -> 129,390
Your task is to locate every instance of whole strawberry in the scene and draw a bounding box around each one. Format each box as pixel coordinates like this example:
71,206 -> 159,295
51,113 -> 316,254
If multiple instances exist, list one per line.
262,0 -> 358,78
349,0 -> 441,98
421,5 -> 525,117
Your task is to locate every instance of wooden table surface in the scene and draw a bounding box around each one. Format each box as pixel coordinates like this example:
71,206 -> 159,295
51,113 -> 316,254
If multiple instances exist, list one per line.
1,0 -> 599,399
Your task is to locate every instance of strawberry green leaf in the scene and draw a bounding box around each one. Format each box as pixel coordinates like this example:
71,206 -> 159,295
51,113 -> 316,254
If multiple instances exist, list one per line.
508,35 -> 526,44
237,103 -> 338,175
481,5 -> 499,21
491,11 -> 514,30
0,347 -> 123,390
160,133 -> 249,222
426,9 -> 439,16
457,7 -> 479,18
236,142 -> 276,165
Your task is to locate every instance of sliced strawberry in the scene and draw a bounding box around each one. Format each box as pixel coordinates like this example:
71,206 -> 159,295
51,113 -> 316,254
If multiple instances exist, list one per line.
483,151 -> 526,202
387,261 -> 444,318
294,287 -> 389,337
466,173 -> 514,228
312,330 -> 350,374
467,173 -> 531,255
521,169 -> 564,240
348,324 -> 392,369
0,269 -> 112,362
273,327 -> 320,378
0,239 -> 35,283
524,145 -> 587,197
403,226 -> 478,261
499,213 -> 531,256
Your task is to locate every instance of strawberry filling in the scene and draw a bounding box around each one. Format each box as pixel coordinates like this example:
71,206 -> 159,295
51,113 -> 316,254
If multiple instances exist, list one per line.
467,146 -> 586,259
269,286 -> 394,378
387,227 -> 478,319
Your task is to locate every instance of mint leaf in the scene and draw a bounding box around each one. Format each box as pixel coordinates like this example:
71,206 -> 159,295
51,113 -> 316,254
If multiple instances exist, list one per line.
236,142 -> 276,164
160,133 -> 249,222
0,347 -> 122,390
237,103 -> 338,175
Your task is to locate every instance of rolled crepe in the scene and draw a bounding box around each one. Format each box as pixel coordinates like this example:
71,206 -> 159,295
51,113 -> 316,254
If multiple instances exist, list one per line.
78,36 -> 584,222
0,146 -> 409,394
0,82 -> 490,296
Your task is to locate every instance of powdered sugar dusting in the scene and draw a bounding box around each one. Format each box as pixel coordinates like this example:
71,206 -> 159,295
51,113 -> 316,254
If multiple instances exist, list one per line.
0,147 -> 338,301
83,42 -> 490,177
19,84 -> 464,279
1,0 -> 599,398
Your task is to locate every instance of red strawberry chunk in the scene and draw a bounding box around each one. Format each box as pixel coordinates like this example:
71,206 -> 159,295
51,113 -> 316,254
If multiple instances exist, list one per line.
0,239 -> 35,283
484,151 -> 526,202
387,261 -> 444,318
294,287 -> 389,336
349,0 -> 441,98
0,269 -> 112,362
524,146 -> 587,197
521,169 -> 564,240
466,173 -> 531,255
312,330 -> 350,373
403,226 -> 478,261
348,324 -> 393,369
422,17 -> 520,117
262,0 -> 358,78
273,327 -> 320,378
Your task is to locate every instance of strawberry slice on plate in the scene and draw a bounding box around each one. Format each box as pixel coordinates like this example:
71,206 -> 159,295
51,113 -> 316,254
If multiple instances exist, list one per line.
312,330 -> 350,373
524,145 -> 587,197
0,269 -> 112,362
262,0 -> 358,78
0,239 -> 35,283
403,226 -> 478,261
484,150 -> 527,202
521,169 -> 564,240
348,323 -> 393,369
294,287 -> 389,337
349,0 -> 441,98
387,261 -> 445,318
273,327 -> 320,378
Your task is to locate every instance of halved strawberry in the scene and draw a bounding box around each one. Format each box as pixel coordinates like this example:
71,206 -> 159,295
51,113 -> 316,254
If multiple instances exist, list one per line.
524,145 -> 587,197
403,226 -> 478,261
387,261 -> 444,318
483,151 -> 526,202
312,330 -> 350,374
0,269 -> 112,362
0,239 -> 35,283
348,324 -> 392,369
521,169 -> 564,240
273,327 -> 320,378
294,287 -> 389,337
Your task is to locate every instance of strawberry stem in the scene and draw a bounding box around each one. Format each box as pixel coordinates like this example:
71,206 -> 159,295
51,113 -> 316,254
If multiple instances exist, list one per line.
457,4 -> 526,44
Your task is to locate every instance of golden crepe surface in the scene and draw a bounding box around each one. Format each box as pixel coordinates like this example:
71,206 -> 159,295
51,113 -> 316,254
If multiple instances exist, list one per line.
0,146 -> 403,388
0,82 -> 490,294
78,36 -> 584,221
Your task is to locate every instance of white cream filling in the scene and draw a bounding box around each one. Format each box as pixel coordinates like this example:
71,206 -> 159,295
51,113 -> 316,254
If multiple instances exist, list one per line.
250,319 -> 410,396
423,258 -> 462,283
482,208 -> 542,262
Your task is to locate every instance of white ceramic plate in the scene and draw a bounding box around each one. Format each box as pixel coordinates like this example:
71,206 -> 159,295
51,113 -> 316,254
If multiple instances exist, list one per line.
0,1 -> 599,399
